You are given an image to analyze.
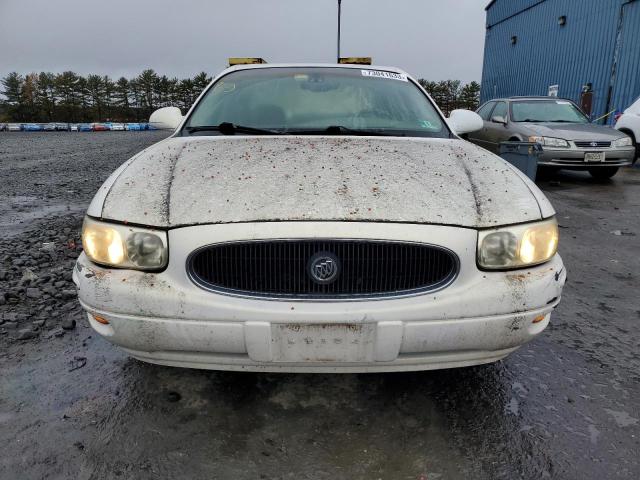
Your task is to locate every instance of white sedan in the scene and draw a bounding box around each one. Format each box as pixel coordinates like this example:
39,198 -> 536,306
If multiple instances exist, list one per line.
615,95 -> 640,162
73,63 -> 566,372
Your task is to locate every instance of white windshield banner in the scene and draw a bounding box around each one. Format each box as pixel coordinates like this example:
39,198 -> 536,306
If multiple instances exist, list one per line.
361,70 -> 408,82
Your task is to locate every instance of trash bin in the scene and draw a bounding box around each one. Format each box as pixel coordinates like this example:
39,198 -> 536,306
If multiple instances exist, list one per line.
498,142 -> 542,181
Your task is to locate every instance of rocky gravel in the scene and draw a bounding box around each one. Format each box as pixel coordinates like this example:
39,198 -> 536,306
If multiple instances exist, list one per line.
0,132 -> 168,345
1,132 -> 639,480
0,214 -> 83,342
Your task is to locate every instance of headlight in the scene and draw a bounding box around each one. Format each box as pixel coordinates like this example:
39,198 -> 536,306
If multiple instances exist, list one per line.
613,136 -> 633,147
528,136 -> 569,148
82,217 -> 168,270
478,218 -> 558,270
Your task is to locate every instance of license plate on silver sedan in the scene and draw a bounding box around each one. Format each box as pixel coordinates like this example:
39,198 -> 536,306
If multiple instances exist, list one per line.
584,152 -> 605,162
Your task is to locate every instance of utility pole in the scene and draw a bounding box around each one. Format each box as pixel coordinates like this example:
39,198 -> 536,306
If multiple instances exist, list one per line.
337,0 -> 342,63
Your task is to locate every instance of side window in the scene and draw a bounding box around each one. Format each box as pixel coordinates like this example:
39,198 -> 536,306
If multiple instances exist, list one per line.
491,102 -> 508,120
477,102 -> 496,120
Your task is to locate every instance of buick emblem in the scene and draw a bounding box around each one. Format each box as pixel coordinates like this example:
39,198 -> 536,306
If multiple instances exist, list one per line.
307,252 -> 340,284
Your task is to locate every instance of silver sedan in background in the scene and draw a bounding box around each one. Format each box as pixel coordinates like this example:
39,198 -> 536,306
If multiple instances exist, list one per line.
468,96 -> 636,179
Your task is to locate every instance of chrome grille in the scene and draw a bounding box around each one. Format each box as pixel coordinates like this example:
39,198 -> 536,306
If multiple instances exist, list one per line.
187,240 -> 458,299
574,141 -> 611,148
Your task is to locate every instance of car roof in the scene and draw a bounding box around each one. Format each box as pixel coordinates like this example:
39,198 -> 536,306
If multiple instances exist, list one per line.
222,63 -> 409,75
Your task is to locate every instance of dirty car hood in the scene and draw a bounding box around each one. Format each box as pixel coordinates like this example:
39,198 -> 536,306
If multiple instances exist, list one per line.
98,136 -> 548,228
522,122 -> 626,141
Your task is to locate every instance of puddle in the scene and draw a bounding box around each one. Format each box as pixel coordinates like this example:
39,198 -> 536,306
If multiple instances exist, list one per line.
0,195 -> 85,236
604,409 -> 639,428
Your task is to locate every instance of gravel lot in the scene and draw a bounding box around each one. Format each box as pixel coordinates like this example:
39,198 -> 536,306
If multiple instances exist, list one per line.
1,132 -> 639,480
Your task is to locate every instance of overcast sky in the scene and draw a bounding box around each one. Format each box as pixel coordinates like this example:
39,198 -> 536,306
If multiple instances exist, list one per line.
0,0 -> 486,83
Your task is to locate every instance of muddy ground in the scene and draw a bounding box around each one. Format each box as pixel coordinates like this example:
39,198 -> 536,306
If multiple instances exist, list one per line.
1,132 -> 639,480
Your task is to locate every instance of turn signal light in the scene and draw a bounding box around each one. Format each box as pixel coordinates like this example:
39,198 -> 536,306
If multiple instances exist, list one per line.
532,314 -> 546,324
92,314 -> 110,325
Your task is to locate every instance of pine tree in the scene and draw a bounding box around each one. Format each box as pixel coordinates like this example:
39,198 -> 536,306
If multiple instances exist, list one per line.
458,81 -> 481,111
1,72 -> 24,120
136,69 -> 159,116
86,74 -> 105,120
21,73 -> 39,121
36,72 -> 57,121
55,71 -> 81,122
102,76 -> 114,120
418,79 -> 481,114
114,77 -> 131,119
178,78 -> 194,112
192,72 -> 211,97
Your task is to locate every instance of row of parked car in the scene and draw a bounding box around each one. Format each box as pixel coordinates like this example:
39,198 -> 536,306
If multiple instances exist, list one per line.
0,122 -> 157,132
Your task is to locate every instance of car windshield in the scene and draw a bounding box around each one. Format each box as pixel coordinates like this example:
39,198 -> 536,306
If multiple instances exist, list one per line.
511,100 -> 589,123
184,67 -> 449,138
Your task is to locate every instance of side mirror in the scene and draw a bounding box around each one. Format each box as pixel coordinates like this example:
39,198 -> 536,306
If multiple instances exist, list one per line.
149,106 -> 183,130
491,115 -> 507,125
448,109 -> 484,135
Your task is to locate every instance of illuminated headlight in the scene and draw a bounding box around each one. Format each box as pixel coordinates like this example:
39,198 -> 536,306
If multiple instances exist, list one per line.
612,136 -> 633,147
82,217 -> 168,270
528,136 -> 569,148
478,218 -> 559,270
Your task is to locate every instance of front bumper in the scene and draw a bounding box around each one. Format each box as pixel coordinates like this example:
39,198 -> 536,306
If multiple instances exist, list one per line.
73,222 -> 566,373
538,145 -> 636,167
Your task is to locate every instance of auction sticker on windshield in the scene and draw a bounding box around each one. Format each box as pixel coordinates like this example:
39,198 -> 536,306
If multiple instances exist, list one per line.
361,70 -> 408,81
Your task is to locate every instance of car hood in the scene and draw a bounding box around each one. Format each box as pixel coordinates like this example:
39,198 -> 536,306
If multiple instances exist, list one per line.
522,122 -> 626,141
95,136 -> 551,228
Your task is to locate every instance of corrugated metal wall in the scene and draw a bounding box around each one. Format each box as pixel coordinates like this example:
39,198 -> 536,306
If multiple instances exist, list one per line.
481,0 -> 640,124
610,1 -> 640,114
485,0 -> 546,26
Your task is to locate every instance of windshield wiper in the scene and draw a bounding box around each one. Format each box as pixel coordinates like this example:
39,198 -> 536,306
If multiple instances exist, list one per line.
185,122 -> 283,135
287,125 -> 400,136
187,123 -> 410,137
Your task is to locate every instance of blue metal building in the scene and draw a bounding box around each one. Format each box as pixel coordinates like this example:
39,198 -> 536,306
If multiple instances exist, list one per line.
480,0 -> 640,124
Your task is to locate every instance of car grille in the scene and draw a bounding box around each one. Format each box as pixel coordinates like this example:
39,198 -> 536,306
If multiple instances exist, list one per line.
188,240 -> 458,299
574,141 -> 611,148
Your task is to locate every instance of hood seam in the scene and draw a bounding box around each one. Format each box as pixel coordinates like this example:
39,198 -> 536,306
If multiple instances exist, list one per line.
165,142 -> 189,226
451,143 -> 484,224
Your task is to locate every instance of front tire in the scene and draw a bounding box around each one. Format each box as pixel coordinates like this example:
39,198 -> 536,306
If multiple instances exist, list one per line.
588,167 -> 619,179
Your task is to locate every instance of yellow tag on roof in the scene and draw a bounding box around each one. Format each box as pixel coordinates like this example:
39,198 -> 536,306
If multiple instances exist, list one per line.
228,58 -> 267,66
339,57 -> 372,65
